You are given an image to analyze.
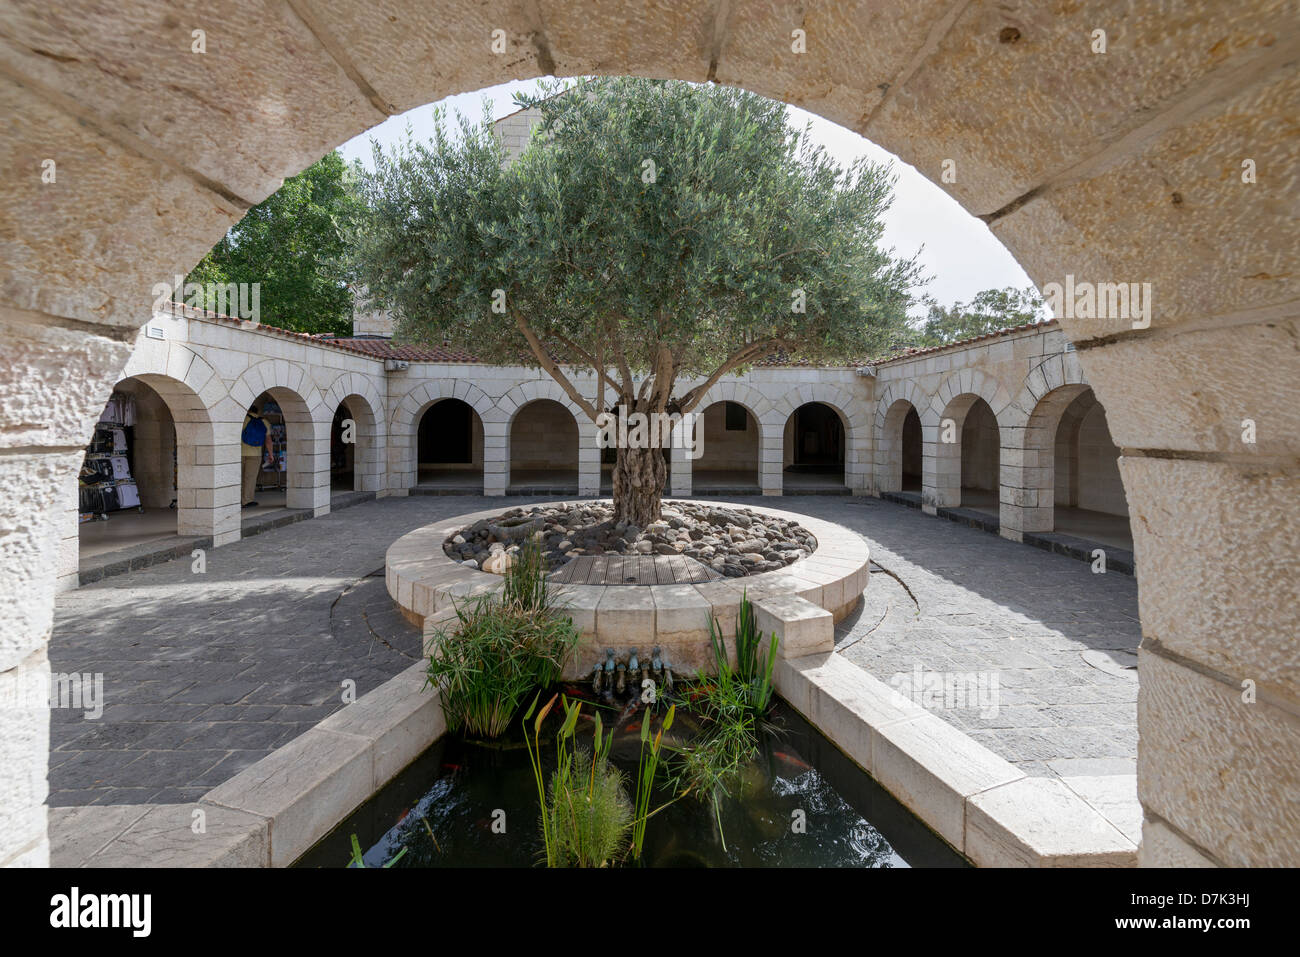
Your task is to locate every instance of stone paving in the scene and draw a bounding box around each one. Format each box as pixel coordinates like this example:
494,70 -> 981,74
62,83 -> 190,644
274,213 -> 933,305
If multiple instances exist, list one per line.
48,493 -> 1140,806
801,495 -> 1141,779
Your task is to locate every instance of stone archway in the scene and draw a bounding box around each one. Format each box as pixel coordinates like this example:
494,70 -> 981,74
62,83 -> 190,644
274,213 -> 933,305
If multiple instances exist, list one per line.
768,383 -> 869,494
501,379 -> 594,495
390,379 -> 497,494
507,398 -> 581,493
3,1 -> 1297,867
227,361 -> 328,515
415,398 -> 485,492
692,399 -> 762,494
321,373 -> 385,495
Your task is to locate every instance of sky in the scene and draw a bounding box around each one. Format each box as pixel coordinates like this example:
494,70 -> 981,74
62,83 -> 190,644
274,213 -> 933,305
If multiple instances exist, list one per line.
337,79 -> 1036,314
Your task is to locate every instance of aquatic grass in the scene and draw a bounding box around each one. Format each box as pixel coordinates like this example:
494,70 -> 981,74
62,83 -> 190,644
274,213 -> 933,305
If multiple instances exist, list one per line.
524,692 -> 632,867
630,703 -> 678,862
425,539 -> 578,738
347,833 -> 407,868
708,590 -> 778,715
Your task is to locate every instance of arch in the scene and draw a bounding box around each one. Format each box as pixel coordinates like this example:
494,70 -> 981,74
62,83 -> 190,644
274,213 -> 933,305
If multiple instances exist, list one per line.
692,398 -> 761,493
5,4 -> 1297,868
926,369 -> 1017,512
415,397 -> 485,492
501,379 -> 593,494
106,342 -> 237,544
226,360 -> 327,514
389,378 -> 497,492
508,397 -> 581,492
321,372 -> 386,494
770,383 -> 869,494
1012,383 -> 1131,546
783,401 -> 847,492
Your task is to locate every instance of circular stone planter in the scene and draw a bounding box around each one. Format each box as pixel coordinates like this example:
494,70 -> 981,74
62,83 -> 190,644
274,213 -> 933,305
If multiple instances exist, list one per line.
386,500 -> 870,678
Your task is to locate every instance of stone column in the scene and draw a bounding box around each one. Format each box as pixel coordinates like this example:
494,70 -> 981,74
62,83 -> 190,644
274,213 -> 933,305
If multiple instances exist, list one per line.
481,418 -> 508,496
670,427 -> 693,498
284,415 -> 330,516
187,424 -> 242,546
759,426 -> 783,496
577,421 -> 601,497
997,421 -> 1053,542
922,420 -> 959,512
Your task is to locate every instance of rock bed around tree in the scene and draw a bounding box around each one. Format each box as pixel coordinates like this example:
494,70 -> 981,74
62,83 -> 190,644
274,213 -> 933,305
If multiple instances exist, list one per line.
442,501 -> 818,578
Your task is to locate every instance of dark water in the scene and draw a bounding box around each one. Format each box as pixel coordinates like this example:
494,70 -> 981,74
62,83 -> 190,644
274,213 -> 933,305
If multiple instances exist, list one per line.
296,695 -> 966,868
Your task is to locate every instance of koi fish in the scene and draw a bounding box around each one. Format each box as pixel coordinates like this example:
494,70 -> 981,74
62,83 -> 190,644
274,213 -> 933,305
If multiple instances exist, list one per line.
773,750 -> 810,772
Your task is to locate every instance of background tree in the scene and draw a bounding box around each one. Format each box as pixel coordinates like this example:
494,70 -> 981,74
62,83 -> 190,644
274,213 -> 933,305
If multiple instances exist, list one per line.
187,151 -> 361,335
913,285 -> 1047,347
354,78 -> 923,524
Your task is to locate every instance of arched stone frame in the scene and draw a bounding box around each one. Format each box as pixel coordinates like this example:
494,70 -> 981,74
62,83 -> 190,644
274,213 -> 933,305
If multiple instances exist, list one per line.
59,342 -> 226,588
1000,353 -> 1093,537
925,369 -> 1016,512
120,341 -> 231,535
500,378 -> 592,494
6,2 -> 1298,870
769,383 -> 869,495
685,381 -> 771,497
874,380 -> 931,494
998,351 -> 1092,538
226,360 -> 329,515
321,372 -> 386,494
389,378 -> 497,494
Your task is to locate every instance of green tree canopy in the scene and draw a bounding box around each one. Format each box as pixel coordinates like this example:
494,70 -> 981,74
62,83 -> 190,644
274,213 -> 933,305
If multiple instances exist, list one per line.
186,151 -> 361,335
354,78 -> 924,521
912,285 -> 1047,348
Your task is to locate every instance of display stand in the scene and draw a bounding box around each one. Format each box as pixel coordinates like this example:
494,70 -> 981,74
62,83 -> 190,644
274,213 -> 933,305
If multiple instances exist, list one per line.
80,393 -> 143,522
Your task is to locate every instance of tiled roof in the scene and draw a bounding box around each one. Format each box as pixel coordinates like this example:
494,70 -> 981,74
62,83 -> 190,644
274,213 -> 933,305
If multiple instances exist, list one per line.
157,301 -> 490,363
161,301 -> 1055,372
867,319 -> 1057,367
326,337 -> 486,363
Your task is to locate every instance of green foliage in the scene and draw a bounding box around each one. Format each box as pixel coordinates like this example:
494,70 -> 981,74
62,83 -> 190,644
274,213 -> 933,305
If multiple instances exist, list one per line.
347,833 -> 407,868
524,693 -> 631,868
424,540 -> 578,738
547,744 -> 632,868
187,151 -> 362,335
671,593 -> 777,849
710,591 -> 779,715
908,285 -> 1048,349
353,77 -> 923,406
630,702 -> 677,862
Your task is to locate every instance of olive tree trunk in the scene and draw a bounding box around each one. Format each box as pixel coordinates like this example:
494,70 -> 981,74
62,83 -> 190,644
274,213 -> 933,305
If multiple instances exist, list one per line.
611,443 -> 667,527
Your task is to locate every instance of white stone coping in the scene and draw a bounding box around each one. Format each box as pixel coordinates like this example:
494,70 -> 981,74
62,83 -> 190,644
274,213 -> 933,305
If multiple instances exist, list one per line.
50,661 -> 445,868
387,500 -> 870,675
773,652 -> 1139,867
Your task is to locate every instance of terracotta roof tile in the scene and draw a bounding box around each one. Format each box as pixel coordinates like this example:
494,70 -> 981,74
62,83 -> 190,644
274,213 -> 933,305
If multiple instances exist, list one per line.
866,319 -> 1058,366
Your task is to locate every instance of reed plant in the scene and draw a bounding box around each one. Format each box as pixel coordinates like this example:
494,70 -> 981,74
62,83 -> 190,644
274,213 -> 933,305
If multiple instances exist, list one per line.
630,703 -> 677,862
524,693 -> 631,868
425,538 -> 577,738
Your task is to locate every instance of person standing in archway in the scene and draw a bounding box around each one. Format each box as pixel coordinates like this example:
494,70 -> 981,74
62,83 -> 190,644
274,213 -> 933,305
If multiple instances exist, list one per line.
241,404 -> 273,508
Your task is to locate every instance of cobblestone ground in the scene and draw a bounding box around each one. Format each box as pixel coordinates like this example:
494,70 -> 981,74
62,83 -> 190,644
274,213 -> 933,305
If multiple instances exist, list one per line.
48,493 -> 1139,805
794,495 -> 1141,779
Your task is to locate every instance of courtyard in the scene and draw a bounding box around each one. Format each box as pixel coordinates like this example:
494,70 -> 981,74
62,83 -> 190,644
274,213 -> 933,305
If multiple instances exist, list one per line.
47,492 -> 1141,857
1,0 -> 1295,887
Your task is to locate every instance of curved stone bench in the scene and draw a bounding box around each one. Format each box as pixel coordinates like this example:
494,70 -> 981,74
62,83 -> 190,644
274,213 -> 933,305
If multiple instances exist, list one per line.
386,500 -> 869,677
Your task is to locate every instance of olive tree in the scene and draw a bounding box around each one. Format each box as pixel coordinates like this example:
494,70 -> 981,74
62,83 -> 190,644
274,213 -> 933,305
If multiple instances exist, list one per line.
355,78 -> 921,525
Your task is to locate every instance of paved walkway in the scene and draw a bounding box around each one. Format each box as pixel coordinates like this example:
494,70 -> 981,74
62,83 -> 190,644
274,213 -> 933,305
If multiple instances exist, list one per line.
48,493 -> 1140,806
